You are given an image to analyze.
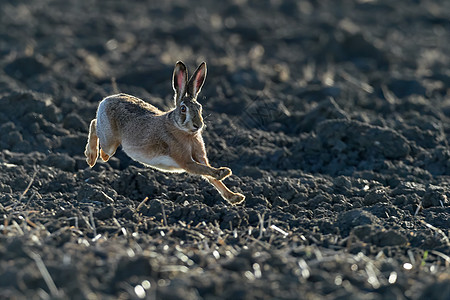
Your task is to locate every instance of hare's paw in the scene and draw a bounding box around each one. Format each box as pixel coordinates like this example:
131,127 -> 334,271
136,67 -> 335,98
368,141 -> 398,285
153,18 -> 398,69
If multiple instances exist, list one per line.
215,167 -> 232,181
85,149 -> 98,167
228,193 -> 245,205
100,149 -> 110,162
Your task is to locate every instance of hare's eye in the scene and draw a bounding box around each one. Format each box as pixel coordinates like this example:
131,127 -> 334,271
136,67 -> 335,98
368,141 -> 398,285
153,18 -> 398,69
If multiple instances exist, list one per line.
180,105 -> 187,113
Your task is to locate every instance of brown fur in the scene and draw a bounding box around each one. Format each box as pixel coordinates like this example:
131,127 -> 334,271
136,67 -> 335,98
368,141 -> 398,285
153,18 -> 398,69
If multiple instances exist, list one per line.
84,61 -> 245,205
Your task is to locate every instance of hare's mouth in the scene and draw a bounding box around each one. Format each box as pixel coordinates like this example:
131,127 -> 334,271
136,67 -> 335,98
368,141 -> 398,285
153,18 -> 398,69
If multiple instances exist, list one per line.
179,122 -> 200,133
192,123 -> 201,131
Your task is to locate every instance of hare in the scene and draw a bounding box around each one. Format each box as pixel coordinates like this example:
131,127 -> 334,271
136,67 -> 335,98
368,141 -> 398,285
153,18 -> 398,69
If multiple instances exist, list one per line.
84,61 -> 245,205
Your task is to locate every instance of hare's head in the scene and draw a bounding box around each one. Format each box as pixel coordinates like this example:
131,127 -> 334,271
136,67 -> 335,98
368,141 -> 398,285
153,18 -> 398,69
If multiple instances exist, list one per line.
172,61 -> 207,134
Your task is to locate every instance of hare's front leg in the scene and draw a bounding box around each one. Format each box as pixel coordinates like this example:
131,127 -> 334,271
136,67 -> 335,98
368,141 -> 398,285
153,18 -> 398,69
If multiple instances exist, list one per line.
178,159 -> 231,180
193,152 -> 245,205
207,178 -> 246,205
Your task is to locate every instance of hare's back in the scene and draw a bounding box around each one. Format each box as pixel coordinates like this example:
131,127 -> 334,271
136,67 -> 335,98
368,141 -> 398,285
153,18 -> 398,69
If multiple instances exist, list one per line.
98,93 -> 162,126
102,93 -> 162,116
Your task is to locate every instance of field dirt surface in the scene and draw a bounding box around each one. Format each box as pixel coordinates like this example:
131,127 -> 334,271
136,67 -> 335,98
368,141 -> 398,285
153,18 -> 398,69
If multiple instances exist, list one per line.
1,0 -> 450,299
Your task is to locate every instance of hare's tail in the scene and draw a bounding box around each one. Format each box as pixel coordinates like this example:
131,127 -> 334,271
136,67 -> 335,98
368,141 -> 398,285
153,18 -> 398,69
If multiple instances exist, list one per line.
85,119 -> 99,167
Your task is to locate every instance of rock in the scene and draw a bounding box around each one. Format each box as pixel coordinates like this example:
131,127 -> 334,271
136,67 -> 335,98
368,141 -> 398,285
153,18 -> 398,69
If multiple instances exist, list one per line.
244,196 -> 269,208
63,113 -> 88,131
423,185 -> 448,208
272,196 -> 289,208
316,119 -> 411,159
113,256 -> 155,283
363,188 -> 389,206
94,205 -> 115,220
44,153 -> 76,172
352,225 -> 375,242
0,122 -> 16,135
337,209 -> 380,236
307,194 -> 331,209
60,134 -> 88,156
372,230 -> 408,247
299,97 -> 349,132
391,181 -> 426,197
4,56 -> 48,81
240,166 -> 264,179
1,91 -> 61,123
5,131 -> 23,148
388,78 -> 426,98
77,184 -> 115,204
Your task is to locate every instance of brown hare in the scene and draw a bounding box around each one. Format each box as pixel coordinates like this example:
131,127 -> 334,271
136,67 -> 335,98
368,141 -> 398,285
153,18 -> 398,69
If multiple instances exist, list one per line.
84,61 -> 245,205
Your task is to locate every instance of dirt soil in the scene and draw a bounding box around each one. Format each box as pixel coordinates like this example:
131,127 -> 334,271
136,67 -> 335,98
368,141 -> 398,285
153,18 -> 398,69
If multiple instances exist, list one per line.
1,0 -> 450,299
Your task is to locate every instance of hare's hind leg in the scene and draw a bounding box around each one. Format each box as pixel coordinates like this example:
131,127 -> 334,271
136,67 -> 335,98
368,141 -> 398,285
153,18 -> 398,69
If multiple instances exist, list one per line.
97,127 -> 120,162
99,141 -> 120,162
85,119 -> 99,167
96,110 -> 120,162
100,149 -> 110,162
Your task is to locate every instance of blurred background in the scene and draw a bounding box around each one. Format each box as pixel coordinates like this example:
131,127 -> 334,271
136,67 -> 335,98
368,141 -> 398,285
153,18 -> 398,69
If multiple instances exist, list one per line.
1,0 -> 448,107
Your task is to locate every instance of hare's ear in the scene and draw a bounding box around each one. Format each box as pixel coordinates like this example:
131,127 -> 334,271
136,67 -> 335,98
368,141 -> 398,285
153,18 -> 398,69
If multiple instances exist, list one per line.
172,61 -> 188,105
187,62 -> 207,98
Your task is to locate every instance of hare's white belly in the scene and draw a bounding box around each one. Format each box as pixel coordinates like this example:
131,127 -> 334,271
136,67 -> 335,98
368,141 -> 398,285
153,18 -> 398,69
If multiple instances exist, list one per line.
146,155 -> 184,172
126,150 -> 184,173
